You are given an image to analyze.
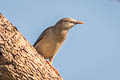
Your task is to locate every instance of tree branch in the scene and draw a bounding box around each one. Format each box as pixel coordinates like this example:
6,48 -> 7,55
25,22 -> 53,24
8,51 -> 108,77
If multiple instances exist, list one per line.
0,13 -> 63,80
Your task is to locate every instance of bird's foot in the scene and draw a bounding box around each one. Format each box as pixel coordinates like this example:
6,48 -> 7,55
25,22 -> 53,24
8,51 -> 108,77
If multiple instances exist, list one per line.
46,61 -> 60,76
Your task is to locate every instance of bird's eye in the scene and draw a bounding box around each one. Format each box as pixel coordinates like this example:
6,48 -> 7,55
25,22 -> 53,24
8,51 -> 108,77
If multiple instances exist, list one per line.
70,21 -> 73,23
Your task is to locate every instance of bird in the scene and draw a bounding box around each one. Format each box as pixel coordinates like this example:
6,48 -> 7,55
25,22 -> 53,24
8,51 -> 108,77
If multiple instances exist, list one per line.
33,18 -> 83,64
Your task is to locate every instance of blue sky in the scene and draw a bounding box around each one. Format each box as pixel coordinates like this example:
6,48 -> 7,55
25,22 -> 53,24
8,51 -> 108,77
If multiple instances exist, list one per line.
0,0 -> 120,80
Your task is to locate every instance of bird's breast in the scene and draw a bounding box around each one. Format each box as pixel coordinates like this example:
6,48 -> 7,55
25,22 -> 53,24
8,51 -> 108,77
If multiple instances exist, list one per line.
35,30 -> 67,58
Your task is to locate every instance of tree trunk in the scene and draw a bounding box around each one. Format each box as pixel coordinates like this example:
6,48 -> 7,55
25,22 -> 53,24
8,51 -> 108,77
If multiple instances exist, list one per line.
0,13 -> 63,80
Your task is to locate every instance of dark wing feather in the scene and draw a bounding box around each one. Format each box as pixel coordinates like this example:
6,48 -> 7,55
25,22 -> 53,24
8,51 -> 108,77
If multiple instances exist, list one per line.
33,26 -> 53,46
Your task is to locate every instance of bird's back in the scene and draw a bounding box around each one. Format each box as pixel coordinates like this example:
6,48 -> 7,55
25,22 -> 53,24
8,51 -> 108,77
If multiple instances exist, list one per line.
34,26 -> 68,58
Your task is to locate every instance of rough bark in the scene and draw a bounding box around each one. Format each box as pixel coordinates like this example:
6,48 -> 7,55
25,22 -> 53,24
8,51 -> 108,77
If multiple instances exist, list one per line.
0,13 -> 63,80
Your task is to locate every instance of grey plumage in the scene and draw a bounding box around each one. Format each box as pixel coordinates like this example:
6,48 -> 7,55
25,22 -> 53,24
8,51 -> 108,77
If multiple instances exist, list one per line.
33,18 -> 83,64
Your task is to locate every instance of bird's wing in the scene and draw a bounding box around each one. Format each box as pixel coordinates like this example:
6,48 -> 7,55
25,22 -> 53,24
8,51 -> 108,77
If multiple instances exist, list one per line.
33,26 -> 53,46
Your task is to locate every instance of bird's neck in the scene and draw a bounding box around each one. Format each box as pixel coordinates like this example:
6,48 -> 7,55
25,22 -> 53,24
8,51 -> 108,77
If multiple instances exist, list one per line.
53,24 -> 69,36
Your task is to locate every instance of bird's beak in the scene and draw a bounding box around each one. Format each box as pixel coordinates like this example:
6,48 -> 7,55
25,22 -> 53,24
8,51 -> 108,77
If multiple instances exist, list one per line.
75,21 -> 84,24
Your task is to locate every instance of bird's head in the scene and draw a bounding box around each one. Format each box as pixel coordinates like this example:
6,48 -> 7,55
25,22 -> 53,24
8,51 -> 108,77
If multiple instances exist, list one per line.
55,18 -> 83,30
